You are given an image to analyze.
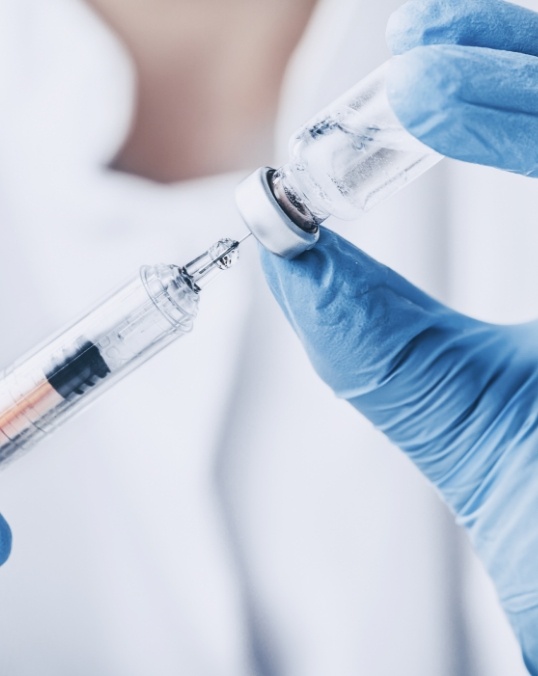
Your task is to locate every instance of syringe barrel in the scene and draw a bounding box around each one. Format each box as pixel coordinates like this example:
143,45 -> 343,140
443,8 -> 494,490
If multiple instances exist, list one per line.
0,264 -> 199,468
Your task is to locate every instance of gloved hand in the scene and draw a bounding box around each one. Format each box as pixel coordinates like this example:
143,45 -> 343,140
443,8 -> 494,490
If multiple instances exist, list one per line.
0,513 -> 12,565
260,2 -> 538,670
385,0 -> 538,176
261,229 -> 538,674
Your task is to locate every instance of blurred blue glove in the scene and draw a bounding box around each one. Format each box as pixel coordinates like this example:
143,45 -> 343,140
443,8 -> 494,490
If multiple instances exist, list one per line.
385,0 -> 538,176
0,513 -> 12,565
261,229 -> 538,673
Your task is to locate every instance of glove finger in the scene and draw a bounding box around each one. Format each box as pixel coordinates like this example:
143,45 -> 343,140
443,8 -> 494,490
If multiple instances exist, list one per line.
387,0 -> 538,57
261,228 -> 528,513
387,45 -> 538,177
0,513 -> 12,565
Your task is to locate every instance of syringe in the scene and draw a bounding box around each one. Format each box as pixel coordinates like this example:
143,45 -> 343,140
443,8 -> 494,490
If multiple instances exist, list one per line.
0,237 -> 243,469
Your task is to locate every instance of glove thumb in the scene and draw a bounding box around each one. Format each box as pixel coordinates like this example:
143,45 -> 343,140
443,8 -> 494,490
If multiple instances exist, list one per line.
262,228 -> 538,669
260,228 -> 530,516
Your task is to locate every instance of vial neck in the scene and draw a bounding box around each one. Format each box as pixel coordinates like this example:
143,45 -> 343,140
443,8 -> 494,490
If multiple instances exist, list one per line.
270,165 -> 329,232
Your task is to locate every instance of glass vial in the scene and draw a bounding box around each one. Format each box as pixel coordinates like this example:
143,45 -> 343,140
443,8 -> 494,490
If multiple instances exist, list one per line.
236,59 -> 443,257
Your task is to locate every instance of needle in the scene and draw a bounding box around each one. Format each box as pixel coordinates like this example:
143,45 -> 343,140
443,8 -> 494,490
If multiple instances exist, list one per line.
238,231 -> 253,245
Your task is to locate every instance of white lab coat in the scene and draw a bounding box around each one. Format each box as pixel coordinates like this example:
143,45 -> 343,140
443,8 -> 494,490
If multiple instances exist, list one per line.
0,0 -> 533,674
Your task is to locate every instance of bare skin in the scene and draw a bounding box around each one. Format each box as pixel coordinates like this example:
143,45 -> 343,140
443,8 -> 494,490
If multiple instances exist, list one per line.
87,0 -> 318,182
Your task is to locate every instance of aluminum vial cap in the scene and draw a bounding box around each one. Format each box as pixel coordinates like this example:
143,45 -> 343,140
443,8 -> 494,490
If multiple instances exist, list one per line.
235,167 -> 319,259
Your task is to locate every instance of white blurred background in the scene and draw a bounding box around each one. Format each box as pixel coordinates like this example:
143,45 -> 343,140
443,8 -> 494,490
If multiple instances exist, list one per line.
0,0 -> 535,673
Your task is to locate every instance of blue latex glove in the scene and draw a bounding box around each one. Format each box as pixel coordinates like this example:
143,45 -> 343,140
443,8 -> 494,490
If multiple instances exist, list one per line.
260,1 -> 538,670
261,230 -> 538,673
0,513 -> 12,565
385,0 -> 538,176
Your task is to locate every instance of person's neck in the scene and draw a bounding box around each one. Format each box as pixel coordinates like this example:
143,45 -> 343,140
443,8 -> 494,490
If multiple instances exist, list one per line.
86,0 -> 317,183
